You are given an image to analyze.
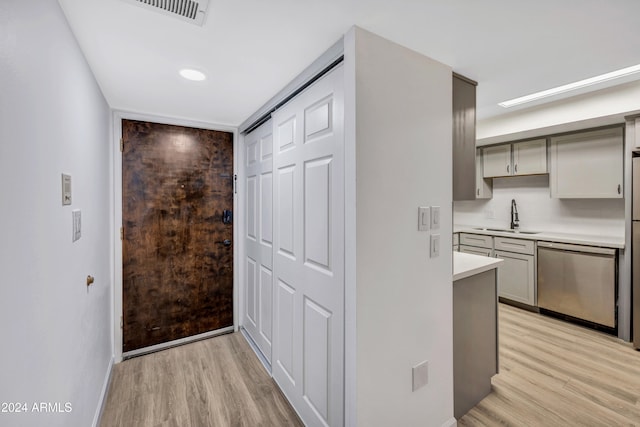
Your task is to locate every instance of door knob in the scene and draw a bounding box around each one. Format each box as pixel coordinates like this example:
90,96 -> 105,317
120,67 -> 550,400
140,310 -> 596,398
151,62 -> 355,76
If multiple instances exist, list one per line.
217,239 -> 232,247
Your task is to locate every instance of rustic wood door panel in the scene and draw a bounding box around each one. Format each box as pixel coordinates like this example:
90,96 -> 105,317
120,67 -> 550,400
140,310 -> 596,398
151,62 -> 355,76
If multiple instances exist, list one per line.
122,119 -> 234,352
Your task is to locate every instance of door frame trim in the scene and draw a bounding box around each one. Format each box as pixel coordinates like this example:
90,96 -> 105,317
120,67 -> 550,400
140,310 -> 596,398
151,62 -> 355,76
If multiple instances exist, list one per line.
123,326 -> 235,360
111,110 -> 239,363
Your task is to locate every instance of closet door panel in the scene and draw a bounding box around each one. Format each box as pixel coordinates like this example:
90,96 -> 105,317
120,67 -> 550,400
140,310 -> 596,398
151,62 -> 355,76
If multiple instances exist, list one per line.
272,65 -> 345,427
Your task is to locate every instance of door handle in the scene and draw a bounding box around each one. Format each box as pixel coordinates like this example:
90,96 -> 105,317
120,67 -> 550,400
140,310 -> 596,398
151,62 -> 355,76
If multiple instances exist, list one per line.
217,239 -> 232,247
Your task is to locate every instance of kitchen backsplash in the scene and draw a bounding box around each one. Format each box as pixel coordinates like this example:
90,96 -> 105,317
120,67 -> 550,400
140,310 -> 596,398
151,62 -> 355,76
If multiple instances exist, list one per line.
453,174 -> 625,237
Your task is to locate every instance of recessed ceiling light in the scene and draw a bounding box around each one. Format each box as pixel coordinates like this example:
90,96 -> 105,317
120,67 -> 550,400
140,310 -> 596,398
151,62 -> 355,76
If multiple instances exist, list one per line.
499,63 -> 640,108
179,68 -> 206,81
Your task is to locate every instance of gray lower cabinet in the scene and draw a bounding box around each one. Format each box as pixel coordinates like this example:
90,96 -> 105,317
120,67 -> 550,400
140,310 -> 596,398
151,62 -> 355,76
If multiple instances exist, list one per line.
460,245 -> 492,257
494,236 -> 536,306
453,269 -> 498,419
459,233 -> 493,257
495,250 -> 535,306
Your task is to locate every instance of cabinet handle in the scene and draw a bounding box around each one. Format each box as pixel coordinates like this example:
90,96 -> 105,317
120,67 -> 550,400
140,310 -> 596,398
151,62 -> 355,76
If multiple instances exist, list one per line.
618,184 -> 621,194
507,164 -> 510,173
477,188 -> 480,196
515,164 -> 518,174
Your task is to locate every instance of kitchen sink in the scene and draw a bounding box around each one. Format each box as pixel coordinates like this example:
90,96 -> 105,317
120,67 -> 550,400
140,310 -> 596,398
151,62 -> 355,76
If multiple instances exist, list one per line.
472,227 -> 540,235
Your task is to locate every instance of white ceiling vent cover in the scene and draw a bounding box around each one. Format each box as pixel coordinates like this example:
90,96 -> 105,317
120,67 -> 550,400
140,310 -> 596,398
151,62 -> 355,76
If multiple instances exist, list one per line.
121,0 -> 210,26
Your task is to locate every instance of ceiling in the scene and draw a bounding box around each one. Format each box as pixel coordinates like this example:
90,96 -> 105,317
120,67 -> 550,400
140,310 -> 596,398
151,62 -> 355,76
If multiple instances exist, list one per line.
58,0 -> 640,128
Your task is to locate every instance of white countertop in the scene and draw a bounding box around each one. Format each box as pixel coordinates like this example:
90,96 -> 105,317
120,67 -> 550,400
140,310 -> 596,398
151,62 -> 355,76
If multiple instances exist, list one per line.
453,251 -> 503,281
453,225 -> 625,249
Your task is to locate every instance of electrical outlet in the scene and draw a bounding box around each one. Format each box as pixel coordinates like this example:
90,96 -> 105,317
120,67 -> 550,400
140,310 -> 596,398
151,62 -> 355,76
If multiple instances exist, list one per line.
412,360 -> 429,391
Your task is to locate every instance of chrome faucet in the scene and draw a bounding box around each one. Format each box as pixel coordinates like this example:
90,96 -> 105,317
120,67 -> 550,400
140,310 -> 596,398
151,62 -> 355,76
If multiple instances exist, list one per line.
510,199 -> 520,230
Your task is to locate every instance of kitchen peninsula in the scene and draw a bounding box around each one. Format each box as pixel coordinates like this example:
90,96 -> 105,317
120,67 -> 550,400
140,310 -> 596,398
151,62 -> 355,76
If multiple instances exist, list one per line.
453,251 -> 502,419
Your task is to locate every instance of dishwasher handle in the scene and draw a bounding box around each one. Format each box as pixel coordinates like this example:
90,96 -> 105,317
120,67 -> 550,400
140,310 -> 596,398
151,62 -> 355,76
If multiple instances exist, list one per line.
537,241 -> 616,256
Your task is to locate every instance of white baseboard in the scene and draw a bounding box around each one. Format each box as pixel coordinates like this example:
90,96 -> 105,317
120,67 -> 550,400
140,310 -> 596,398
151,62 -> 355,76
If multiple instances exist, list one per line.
92,356 -> 115,427
442,416 -> 458,427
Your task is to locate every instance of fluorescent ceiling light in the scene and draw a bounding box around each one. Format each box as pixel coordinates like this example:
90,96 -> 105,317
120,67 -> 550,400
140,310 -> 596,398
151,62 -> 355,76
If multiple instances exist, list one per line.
499,64 -> 640,108
179,68 -> 206,81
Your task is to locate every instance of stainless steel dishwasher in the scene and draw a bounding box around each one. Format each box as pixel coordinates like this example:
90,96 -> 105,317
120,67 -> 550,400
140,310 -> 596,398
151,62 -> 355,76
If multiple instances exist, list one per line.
537,241 -> 617,328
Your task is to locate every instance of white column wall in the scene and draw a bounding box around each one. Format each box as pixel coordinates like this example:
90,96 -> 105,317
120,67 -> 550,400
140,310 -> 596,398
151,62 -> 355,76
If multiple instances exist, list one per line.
344,27 -> 455,427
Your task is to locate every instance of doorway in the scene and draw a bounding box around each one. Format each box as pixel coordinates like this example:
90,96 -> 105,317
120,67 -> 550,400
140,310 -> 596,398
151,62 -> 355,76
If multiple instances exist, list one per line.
121,119 -> 234,353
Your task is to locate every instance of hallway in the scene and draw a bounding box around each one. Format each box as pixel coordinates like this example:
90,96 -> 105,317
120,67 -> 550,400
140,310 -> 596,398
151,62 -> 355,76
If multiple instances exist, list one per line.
99,333 -> 302,427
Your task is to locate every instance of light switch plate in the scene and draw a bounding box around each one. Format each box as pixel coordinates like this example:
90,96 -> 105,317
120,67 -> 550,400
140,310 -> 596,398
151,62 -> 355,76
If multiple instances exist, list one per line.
418,207 -> 430,231
430,206 -> 440,230
430,234 -> 440,258
72,210 -> 81,242
412,360 -> 429,391
62,174 -> 72,205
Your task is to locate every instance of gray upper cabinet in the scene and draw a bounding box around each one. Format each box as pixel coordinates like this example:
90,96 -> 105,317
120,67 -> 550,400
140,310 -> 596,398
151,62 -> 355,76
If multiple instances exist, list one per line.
483,144 -> 511,177
475,148 -> 492,199
513,139 -> 547,175
550,127 -> 623,198
634,117 -> 640,149
483,139 -> 547,178
453,73 -> 477,201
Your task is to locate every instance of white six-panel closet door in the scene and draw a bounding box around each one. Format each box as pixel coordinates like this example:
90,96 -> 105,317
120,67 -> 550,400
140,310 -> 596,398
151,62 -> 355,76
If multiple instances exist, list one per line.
244,121 -> 274,364
272,65 -> 345,427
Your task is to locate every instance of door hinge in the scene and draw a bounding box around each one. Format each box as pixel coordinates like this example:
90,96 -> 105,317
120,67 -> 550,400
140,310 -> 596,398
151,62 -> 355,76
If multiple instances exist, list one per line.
120,138 -> 124,152
120,316 -> 123,329
120,227 -> 123,240
234,174 -> 238,194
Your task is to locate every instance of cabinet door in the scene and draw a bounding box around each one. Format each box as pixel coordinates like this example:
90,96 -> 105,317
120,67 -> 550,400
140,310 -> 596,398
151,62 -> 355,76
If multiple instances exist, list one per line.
483,144 -> 511,178
550,127 -> 623,198
634,117 -> 640,149
495,250 -> 535,306
453,75 -> 477,201
475,149 -> 492,199
513,139 -> 547,176
460,245 -> 493,257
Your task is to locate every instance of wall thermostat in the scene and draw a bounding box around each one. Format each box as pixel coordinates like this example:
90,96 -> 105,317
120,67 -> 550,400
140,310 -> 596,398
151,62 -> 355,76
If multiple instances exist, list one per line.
62,174 -> 72,205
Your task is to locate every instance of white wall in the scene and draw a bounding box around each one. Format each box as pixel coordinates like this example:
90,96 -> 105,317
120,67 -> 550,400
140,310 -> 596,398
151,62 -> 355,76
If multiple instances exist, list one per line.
477,79 -> 640,145
345,27 -> 454,427
0,1 -> 113,426
454,175 -> 625,237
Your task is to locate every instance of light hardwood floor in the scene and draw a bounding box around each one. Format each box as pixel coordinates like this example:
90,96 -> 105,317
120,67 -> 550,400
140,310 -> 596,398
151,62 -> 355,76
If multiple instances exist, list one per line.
460,303 -> 640,426
99,332 -> 303,427
101,305 -> 640,426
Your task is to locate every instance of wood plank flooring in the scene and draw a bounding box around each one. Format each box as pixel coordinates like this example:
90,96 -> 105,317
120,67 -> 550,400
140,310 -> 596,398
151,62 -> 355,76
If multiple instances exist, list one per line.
101,305 -> 640,426
99,332 -> 303,427
459,303 -> 640,426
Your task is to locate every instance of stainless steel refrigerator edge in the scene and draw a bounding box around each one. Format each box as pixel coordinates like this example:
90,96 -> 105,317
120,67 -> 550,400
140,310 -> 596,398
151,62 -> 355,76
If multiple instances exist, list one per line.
632,157 -> 640,348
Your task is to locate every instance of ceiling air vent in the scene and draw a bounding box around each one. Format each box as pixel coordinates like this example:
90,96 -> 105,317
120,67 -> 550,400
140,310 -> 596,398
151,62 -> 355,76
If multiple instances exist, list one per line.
121,0 -> 210,26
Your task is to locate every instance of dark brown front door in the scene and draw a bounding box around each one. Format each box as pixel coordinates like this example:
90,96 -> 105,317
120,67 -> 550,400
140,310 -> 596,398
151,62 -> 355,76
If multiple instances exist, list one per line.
122,119 -> 234,352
